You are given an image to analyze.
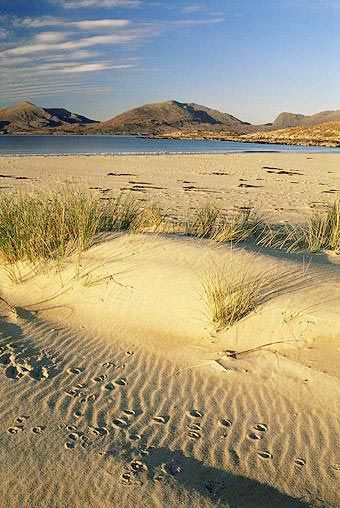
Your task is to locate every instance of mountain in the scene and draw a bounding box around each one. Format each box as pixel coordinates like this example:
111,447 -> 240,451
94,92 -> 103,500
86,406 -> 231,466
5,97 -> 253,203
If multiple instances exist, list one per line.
272,112 -> 308,129
271,109 -> 340,129
243,120 -> 340,147
92,100 -> 253,135
0,101 -> 96,133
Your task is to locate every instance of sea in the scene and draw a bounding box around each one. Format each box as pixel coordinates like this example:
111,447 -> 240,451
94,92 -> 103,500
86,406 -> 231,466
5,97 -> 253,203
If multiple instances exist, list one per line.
0,135 -> 339,156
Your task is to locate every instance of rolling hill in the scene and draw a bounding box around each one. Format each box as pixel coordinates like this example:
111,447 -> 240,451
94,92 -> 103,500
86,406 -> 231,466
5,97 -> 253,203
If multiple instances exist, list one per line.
91,100 -> 254,135
0,101 -> 96,133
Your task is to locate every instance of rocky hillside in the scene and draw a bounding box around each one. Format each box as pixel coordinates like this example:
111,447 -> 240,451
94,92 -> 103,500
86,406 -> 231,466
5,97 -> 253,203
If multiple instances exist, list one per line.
92,100 -> 254,135
0,102 -> 96,133
243,120 -> 340,147
271,109 -> 340,129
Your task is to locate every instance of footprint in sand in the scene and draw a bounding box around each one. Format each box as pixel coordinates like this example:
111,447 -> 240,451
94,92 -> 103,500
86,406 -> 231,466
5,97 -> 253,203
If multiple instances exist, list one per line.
219,418 -> 232,428
123,409 -> 136,416
254,423 -> 268,432
188,430 -> 201,440
93,374 -> 107,383
294,458 -> 306,468
257,451 -> 273,460
68,368 -> 83,375
74,411 -> 83,418
16,415 -> 30,424
64,441 -> 75,450
102,362 -> 115,369
189,410 -> 203,418
115,378 -> 127,386
7,426 -> 24,434
80,436 -> 92,448
112,418 -> 128,429
68,432 -> 79,441
248,432 -> 262,440
32,426 -> 46,434
331,463 -> 340,471
104,382 -> 114,391
187,423 -> 201,431
152,416 -> 169,424
125,351 -> 134,356
91,426 -> 109,437
129,433 -> 141,441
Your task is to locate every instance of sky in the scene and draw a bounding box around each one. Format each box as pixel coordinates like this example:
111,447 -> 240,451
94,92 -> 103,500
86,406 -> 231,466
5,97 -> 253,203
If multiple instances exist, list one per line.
0,0 -> 339,124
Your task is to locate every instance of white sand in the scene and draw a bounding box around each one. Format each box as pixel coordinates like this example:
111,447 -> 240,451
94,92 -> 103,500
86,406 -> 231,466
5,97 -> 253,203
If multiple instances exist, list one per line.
0,153 -> 339,221
0,154 -> 339,507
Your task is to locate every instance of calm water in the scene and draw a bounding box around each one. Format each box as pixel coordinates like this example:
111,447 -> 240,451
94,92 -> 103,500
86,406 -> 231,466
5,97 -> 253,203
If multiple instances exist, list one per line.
0,135 -> 339,155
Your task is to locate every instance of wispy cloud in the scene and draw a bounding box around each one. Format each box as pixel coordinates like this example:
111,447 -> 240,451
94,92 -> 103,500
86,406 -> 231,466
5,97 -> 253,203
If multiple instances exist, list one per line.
13,16 -> 130,30
53,0 -> 142,8
0,33 -> 145,56
182,4 -> 205,14
0,6 -> 225,106
34,32 -> 68,43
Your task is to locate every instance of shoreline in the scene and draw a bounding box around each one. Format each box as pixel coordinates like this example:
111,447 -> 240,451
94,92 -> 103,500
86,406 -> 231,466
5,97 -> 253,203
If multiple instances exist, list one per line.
0,132 -> 340,150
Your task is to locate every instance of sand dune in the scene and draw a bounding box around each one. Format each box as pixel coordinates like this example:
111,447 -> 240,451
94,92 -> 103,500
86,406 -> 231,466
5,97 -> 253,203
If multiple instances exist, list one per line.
1,233 -> 339,507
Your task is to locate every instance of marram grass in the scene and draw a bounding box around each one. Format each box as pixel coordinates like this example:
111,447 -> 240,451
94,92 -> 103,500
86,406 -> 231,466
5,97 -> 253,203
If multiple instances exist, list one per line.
201,263 -> 271,330
257,200 -> 340,253
0,189 -> 338,266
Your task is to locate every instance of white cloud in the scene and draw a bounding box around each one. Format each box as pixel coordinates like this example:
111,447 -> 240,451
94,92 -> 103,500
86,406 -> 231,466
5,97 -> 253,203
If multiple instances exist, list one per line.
183,4 -> 205,13
55,0 -> 142,8
34,32 -> 67,43
72,19 -> 130,29
13,16 -> 130,30
0,33 -> 143,56
61,62 -> 133,72
14,17 -> 62,28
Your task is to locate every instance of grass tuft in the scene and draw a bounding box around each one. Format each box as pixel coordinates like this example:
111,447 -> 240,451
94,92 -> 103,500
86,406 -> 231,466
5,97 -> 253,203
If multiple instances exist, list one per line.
257,201 -> 340,253
201,263 -> 270,331
0,189 -> 101,264
187,204 -> 263,244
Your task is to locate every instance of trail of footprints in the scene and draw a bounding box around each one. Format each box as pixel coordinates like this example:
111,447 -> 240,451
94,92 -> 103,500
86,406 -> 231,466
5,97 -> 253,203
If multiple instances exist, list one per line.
6,351 -> 337,491
7,415 -> 46,435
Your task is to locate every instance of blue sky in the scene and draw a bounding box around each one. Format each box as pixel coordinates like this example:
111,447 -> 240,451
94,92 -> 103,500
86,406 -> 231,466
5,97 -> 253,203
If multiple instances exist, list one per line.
0,0 -> 339,123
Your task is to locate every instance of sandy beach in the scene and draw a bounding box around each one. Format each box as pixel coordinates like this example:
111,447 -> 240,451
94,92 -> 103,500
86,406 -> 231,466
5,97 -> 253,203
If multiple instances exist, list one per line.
0,153 -> 339,507
1,153 -> 339,222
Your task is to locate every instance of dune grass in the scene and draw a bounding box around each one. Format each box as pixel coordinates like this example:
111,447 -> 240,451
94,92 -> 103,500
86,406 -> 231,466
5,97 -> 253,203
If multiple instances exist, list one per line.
0,187 -> 338,267
0,190 -> 173,265
187,203 -> 264,244
0,189 -> 101,263
257,200 -> 340,253
201,262 -> 270,331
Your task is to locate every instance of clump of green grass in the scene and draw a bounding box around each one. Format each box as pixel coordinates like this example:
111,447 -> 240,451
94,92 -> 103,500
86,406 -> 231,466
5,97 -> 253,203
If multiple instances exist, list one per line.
187,204 -> 220,238
211,208 -> 264,243
201,263 -> 270,331
0,189 -> 101,263
187,204 -> 263,244
257,201 -> 340,253
100,194 -> 140,232
132,203 -> 171,233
